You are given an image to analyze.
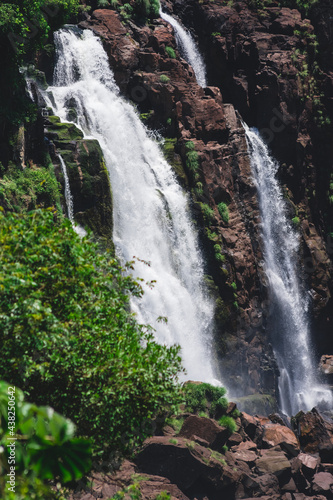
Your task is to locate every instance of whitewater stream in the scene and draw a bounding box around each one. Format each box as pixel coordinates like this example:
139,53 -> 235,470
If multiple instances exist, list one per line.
160,10 -> 207,88
245,126 -> 333,415
45,27 -> 218,383
162,11 -> 333,413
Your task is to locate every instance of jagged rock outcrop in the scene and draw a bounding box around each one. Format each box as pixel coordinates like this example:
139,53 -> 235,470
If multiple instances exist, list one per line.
44,111 -> 113,244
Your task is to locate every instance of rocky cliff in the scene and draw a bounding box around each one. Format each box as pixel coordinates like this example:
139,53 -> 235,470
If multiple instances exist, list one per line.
74,0 -> 333,404
1,0 -> 332,407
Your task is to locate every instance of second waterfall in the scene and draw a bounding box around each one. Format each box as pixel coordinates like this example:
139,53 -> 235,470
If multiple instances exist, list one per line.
47,28 -> 218,383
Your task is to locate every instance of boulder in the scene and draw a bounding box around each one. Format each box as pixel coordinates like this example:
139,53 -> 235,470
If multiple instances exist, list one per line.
242,472 -> 280,497
256,448 -> 292,485
312,472 -> 333,497
295,409 -> 333,462
178,415 -> 229,451
134,436 -> 242,498
262,423 -> 300,457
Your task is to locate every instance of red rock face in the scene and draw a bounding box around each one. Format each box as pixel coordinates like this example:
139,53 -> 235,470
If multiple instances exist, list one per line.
171,0 -> 333,354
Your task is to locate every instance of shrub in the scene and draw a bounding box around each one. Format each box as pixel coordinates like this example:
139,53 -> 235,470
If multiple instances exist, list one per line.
184,382 -> 228,419
218,202 -> 229,224
218,415 -> 237,435
160,74 -> 170,83
134,0 -> 160,20
97,0 -> 110,7
0,210 -> 183,458
0,381 -> 91,499
165,46 -> 176,59
0,162 -> 61,213
201,203 -> 215,223
292,216 -> 300,226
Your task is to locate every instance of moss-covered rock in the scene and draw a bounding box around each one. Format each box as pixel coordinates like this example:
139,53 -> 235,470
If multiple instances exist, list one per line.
162,138 -> 188,187
59,139 -> 113,247
233,394 -> 277,416
46,115 -> 84,141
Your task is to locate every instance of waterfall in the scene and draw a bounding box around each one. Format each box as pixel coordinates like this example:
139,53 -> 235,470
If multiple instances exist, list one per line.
45,27 -> 218,383
161,8 -> 332,413
58,154 -> 74,223
245,126 -> 333,415
160,10 -> 207,88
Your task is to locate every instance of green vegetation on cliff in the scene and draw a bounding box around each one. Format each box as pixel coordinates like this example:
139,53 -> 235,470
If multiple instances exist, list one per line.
0,0 -> 81,161
0,209 -> 183,458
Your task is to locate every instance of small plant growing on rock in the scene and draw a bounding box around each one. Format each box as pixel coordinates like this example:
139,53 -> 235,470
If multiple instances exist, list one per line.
201,203 -> 215,224
292,216 -> 300,227
218,202 -> 229,224
165,46 -> 176,59
210,450 -> 227,465
184,382 -> 228,419
169,438 -> 178,445
98,0 -> 110,7
219,415 -> 237,435
160,74 -> 170,83
185,141 -> 200,174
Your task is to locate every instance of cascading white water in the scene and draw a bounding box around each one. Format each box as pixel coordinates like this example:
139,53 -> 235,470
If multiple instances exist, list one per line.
58,154 -> 74,223
46,27 -> 218,383
160,10 -> 207,88
245,126 -> 333,415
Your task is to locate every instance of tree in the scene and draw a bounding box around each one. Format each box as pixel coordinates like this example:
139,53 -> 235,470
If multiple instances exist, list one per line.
0,209 -> 183,457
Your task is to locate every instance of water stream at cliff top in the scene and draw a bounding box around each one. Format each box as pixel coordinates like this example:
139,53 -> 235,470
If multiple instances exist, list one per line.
46,27 -> 218,383
245,126 -> 333,415
160,10 -> 207,88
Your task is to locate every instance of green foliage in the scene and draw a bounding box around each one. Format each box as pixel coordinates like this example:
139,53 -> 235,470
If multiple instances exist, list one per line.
0,210 -> 183,457
0,163 -> 61,212
165,46 -> 176,59
169,438 -> 178,445
155,493 -> 171,500
201,203 -> 215,224
160,74 -> 170,84
0,381 -> 91,499
218,415 -> 237,435
217,202 -> 229,224
98,0 -> 110,7
134,0 -> 160,20
292,216 -> 300,226
185,142 -> 200,178
165,416 -> 184,434
0,0 -> 80,56
183,383 -> 228,419
109,483 -> 170,500
279,0 -> 318,14
210,450 -> 226,465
